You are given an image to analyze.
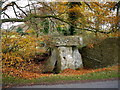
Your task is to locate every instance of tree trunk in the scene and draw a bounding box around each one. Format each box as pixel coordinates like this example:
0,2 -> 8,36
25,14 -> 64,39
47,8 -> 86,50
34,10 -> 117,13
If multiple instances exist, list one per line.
0,1 -> 2,29
68,2 -> 82,35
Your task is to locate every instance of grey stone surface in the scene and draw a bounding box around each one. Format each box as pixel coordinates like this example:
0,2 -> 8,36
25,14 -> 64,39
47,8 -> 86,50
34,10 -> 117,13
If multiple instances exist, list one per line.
52,36 -> 83,46
44,36 -> 83,73
44,47 -> 83,72
58,47 -> 75,70
43,49 -> 57,72
73,47 -> 83,69
81,37 -> 119,69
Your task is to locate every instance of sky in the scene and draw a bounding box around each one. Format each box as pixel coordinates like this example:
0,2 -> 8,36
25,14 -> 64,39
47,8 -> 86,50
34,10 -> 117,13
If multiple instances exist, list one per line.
1,0 -> 53,29
1,0 -> 33,29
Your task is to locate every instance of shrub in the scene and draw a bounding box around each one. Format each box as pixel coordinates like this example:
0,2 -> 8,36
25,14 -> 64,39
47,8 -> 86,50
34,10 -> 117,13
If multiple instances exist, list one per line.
2,31 -> 47,69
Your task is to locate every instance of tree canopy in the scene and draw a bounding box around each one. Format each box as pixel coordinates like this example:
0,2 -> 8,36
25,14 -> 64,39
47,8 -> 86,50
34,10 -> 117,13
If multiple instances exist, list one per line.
1,1 -> 120,35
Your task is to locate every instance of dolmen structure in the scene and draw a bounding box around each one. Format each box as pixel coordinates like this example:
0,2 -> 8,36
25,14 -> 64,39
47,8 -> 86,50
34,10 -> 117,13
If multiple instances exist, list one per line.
43,36 -> 83,73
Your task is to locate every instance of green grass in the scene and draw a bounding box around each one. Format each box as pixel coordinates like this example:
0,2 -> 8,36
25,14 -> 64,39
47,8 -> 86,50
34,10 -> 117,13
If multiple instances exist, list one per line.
2,69 -> 119,87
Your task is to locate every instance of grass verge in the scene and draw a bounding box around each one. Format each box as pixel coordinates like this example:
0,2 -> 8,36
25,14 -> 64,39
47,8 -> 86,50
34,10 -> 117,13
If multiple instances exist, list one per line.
2,69 -> 119,88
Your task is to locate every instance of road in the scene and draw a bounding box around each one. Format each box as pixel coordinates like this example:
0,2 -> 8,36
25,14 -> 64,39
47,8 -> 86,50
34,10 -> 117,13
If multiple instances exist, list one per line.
13,79 -> 119,88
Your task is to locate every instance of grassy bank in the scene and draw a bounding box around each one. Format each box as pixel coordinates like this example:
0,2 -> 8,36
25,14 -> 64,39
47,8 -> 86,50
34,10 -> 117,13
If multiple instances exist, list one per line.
2,69 -> 119,88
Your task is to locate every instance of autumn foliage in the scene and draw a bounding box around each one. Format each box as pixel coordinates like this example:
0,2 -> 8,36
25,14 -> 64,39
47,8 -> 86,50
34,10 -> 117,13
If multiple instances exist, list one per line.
2,65 -> 119,79
2,31 -> 50,71
1,1 -> 120,81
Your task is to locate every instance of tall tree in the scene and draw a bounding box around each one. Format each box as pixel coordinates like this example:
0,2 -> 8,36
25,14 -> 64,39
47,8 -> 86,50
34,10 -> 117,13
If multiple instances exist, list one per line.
67,2 -> 82,35
1,1 -> 119,35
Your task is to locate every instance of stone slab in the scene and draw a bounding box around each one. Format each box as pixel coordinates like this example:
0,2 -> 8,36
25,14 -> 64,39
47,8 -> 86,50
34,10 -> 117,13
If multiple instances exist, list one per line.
43,49 -> 57,72
58,47 -> 75,70
52,36 -> 83,46
43,46 -> 83,73
73,47 -> 83,69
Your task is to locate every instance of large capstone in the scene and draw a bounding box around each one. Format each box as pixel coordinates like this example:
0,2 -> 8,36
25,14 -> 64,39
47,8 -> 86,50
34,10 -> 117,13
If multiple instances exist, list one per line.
43,36 -> 83,73
52,36 -> 83,46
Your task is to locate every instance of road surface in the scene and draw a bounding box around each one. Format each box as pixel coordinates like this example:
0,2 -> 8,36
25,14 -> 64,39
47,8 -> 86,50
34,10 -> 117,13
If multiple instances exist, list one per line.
13,79 -> 119,88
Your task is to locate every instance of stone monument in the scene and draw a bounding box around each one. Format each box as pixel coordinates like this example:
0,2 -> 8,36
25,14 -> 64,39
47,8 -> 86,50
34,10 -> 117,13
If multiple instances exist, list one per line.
43,36 -> 83,73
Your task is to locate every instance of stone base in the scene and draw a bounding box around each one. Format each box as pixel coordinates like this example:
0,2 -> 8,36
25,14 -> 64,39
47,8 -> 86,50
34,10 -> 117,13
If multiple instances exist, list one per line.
43,46 -> 83,73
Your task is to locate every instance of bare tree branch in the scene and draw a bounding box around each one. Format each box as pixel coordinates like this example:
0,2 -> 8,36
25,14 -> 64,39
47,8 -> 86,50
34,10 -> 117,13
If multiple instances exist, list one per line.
12,2 -> 28,16
12,5 -> 18,18
84,2 -> 93,11
1,14 -> 114,34
2,12 -> 10,19
1,1 -> 117,34
2,2 -> 14,12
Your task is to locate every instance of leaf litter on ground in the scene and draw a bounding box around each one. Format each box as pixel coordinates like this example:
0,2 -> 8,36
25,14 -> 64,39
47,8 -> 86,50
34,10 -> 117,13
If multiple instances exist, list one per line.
2,65 -> 119,79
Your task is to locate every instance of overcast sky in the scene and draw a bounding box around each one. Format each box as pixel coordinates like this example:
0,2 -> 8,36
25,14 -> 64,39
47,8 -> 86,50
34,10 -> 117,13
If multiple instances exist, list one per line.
1,0 -> 53,29
1,0 -> 29,29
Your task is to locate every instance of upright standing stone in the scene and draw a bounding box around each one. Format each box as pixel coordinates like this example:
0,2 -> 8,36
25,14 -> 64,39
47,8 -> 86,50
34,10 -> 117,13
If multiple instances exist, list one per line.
58,47 -> 75,70
73,47 -> 83,69
43,36 -> 83,73
43,49 -> 57,72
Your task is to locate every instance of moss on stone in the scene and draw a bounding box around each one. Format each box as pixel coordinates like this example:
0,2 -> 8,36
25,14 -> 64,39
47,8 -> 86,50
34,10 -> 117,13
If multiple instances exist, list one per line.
80,37 -> 119,69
